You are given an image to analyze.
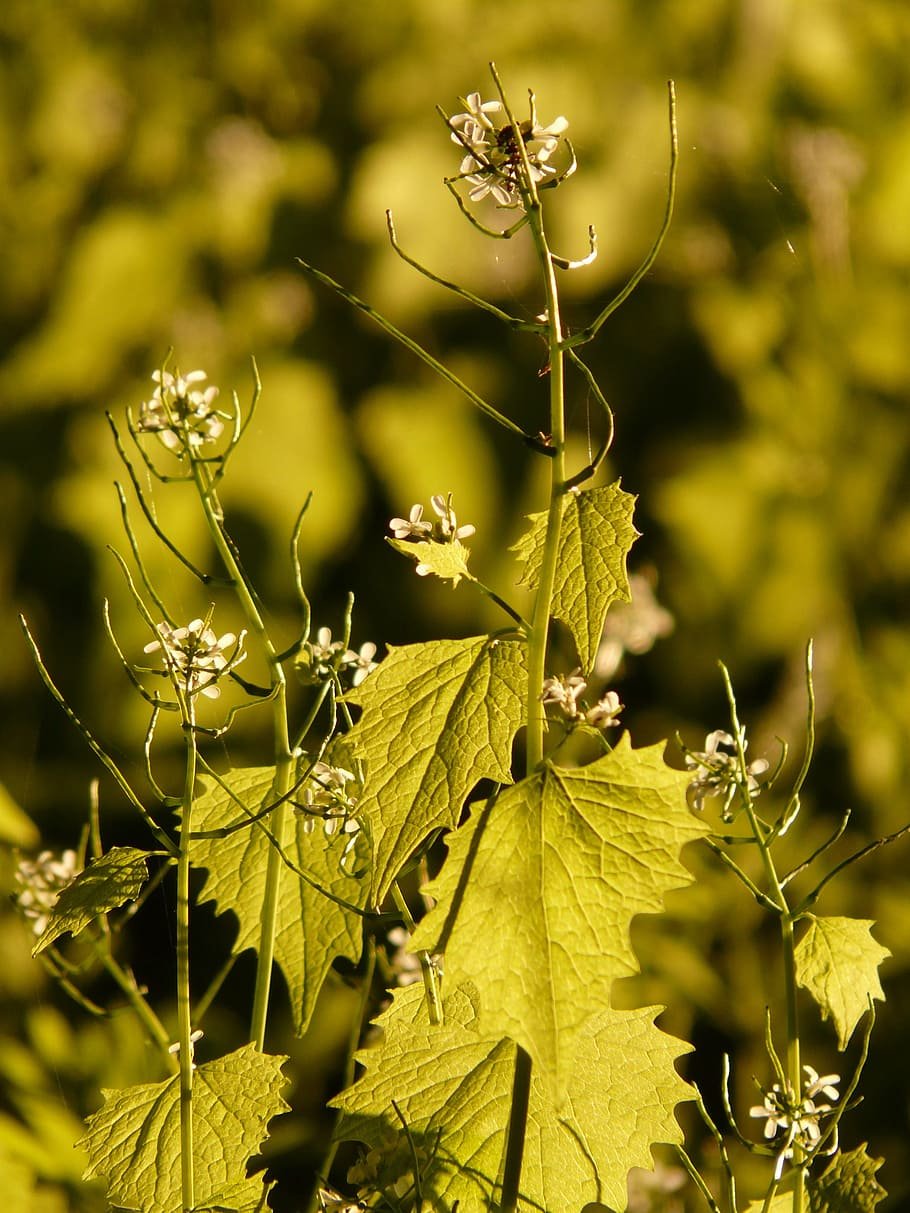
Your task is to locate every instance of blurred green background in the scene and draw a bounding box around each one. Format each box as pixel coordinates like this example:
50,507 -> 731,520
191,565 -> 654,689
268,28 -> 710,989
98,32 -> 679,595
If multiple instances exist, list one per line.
2,0 -> 910,1209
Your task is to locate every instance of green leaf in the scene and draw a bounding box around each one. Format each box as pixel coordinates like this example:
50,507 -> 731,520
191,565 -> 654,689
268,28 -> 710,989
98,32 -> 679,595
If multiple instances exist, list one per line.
33,847 -> 149,956
332,982 -> 693,1212
189,767 -> 366,1034
79,1043 -> 289,1213
412,736 -> 706,1095
795,917 -> 890,1049
512,482 -> 638,670
809,1144 -> 887,1213
345,636 -> 527,904
388,537 -> 472,585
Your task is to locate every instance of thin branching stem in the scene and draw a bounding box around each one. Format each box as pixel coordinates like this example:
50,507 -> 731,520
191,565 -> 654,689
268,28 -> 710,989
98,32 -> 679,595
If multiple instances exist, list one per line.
720,662 -> 805,1209
562,80 -> 678,350
295,256 -> 548,452
386,209 -> 540,331
563,348 -> 614,489
114,482 -> 172,622
108,413 -> 218,585
19,616 -> 177,854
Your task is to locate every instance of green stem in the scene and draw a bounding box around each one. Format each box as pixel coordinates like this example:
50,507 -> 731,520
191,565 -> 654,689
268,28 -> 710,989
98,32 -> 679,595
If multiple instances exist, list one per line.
177,700 -> 197,1212
720,665 -> 803,1210
190,461 -> 294,1050
487,64 -> 568,1213
91,938 -> 177,1072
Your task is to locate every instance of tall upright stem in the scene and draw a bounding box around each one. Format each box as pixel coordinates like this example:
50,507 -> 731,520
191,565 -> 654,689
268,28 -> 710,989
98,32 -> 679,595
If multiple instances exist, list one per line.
723,667 -> 803,1212
177,699 -> 197,1212
490,67 -> 568,1213
191,464 -> 293,1049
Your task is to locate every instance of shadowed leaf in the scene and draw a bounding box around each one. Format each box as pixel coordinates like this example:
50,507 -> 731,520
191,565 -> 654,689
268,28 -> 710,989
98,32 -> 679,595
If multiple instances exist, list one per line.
34,847 -> 149,955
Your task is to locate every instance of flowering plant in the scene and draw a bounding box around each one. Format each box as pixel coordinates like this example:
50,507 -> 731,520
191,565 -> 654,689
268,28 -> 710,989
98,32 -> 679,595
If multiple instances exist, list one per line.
10,64 -> 901,1213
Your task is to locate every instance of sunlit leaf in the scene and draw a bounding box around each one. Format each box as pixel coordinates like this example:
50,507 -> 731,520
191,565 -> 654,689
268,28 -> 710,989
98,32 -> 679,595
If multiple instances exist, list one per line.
332,981 -> 693,1212
512,482 -> 638,670
189,767 -> 366,1034
79,1044 -> 288,1213
795,917 -> 890,1049
388,537 -> 472,585
33,847 -> 149,956
412,736 -> 705,1094
345,636 -> 527,904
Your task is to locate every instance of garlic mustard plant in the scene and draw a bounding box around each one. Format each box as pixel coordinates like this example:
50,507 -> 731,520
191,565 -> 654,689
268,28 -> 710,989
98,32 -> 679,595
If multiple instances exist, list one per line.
12,63 -> 903,1213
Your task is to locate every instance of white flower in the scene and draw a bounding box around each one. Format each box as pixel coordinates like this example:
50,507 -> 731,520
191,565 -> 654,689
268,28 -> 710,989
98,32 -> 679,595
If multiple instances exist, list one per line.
389,503 -> 434,540
300,761 -> 358,816
298,628 -> 378,686
341,640 -> 378,686
448,89 -> 571,210
541,669 -> 588,719
136,368 -> 226,453
144,617 -> 246,699
749,1066 -> 840,1166
390,494 -> 476,575
14,849 -> 81,937
298,761 -> 363,871
298,625 -> 347,683
429,493 -> 475,541
586,690 -> 624,729
685,728 -> 769,817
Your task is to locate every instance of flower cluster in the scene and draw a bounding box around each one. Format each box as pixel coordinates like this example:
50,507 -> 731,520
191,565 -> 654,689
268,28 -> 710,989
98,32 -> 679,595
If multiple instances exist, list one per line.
143,617 -> 246,700
297,761 -> 362,871
296,626 -> 378,687
449,91 -> 570,208
389,494 -> 475,544
541,670 -> 624,730
136,368 -> 226,454
750,1065 -> 840,1170
14,849 -> 81,937
389,494 -> 477,579
685,728 -> 769,818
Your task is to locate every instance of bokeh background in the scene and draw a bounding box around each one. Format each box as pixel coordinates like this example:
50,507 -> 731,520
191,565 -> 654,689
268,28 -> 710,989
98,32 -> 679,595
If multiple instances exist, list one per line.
2,1 -> 910,1209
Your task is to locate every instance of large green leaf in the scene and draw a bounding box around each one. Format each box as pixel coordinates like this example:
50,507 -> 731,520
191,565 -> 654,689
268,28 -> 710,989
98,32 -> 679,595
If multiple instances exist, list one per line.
794,917 -> 890,1049
332,982 -> 693,1212
344,636 -> 527,903
79,1044 -> 288,1213
412,736 -> 705,1095
33,847 -> 149,956
512,482 -> 638,671
189,767 -> 366,1034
